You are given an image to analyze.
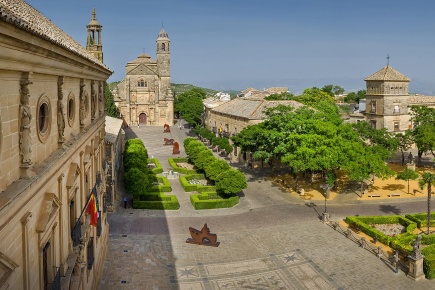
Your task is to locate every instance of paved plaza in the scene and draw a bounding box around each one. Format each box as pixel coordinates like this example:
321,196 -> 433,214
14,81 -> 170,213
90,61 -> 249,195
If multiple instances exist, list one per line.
99,124 -> 435,290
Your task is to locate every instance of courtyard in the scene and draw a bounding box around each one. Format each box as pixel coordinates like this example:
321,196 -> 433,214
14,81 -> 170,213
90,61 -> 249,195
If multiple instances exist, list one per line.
99,124 -> 434,290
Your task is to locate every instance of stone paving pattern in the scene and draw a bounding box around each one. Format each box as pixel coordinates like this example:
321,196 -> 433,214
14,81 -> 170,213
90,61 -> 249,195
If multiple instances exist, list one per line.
99,124 -> 435,290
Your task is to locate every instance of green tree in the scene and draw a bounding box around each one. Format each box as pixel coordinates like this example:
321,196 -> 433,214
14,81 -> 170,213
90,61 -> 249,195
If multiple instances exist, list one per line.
124,168 -> 151,195
298,87 -> 335,106
194,150 -> 215,170
204,159 -> 230,181
175,88 -> 206,126
396,168 -> 419,194
419,172 -> 435,234
215,169 -> 247,196
105,83 -> 120,118
264,92 -> 295,100
343,90 -> 366,103
396,131 -> 414,165
410,106 -> 435,163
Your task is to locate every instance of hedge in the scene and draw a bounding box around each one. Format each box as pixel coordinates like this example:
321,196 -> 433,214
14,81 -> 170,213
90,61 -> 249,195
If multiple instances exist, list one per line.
179,174 -> 205,192
133,194 -> 179,210
405,213 -> 435,228
148,158 -> 163,174
168,157 -> 198,174
190,192 -> 239,210
423,245 -> 435,279
147,176 -> 172,193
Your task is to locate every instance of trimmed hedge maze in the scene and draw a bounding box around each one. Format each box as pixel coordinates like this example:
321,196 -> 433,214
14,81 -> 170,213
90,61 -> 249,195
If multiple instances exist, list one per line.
345,214 -> 435,279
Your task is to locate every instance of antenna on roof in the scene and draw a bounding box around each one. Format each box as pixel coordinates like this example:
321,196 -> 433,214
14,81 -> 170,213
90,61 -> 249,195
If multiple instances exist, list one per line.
386,54 -> 390,66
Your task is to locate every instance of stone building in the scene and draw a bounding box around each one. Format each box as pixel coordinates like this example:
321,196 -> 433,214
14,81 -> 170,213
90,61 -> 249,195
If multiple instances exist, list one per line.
203,87 -> 303,164
104,116 -> 124,212
113,28 -> 174,127
0,2 -> 111,290
363,65 -> 435,132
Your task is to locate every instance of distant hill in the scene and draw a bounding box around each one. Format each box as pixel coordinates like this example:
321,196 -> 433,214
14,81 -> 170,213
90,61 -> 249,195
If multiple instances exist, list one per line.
171,83 -> 218,97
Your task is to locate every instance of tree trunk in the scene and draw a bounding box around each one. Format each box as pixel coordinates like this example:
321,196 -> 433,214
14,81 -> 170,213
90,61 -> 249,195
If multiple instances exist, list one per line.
429,182 -> 432,235
408,179 -> 410,195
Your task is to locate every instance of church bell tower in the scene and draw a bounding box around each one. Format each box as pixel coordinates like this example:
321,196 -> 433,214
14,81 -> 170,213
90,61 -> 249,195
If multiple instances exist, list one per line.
156,27 -> 171,99
86,8 -> 103,62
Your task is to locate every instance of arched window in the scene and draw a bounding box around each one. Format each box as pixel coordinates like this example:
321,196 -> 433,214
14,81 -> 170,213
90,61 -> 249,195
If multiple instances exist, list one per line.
138,80 -> 146,87
161,43 -> 165,51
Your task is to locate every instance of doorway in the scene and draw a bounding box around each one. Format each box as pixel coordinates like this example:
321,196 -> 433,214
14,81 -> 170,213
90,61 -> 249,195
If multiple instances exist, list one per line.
139,113 -> 147,125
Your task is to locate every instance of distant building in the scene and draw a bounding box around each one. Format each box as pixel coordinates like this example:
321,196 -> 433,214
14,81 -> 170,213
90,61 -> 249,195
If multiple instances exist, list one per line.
114,28 -> 174,126
104,116 -> 125,212
203,87 -> 302,164
363,65 -> 435,132
0,3 -> 111,290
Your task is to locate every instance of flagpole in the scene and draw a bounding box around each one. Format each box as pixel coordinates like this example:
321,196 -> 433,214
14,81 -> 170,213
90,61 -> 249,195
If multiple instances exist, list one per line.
77,185 -> 97,222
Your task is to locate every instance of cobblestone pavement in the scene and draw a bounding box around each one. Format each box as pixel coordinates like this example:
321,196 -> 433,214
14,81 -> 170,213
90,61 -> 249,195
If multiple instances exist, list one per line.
99,124 -> 435,290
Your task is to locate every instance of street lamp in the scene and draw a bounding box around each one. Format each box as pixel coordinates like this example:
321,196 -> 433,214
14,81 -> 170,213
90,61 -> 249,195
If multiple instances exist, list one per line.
320,184 -> 331,223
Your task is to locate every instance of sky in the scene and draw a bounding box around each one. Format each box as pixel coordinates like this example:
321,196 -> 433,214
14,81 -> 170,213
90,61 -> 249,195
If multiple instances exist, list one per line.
26,0 -> 435,94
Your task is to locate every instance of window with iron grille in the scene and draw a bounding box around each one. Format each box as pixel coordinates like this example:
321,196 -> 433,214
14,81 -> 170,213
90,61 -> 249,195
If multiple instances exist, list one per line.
87,237 -> 94,270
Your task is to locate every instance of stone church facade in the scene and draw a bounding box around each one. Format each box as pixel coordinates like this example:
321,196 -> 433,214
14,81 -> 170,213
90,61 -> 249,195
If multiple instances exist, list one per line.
0,3 -> 111,290
113,28 -> 174,126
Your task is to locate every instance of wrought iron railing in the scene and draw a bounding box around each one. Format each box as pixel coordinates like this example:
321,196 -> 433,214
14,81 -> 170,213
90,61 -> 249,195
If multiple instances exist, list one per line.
222,131 -> 230,138
50,267 -> 61,290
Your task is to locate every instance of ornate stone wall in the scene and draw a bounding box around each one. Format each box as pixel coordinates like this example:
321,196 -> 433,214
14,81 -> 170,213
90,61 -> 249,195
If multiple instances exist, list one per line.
0,3 -> 112,290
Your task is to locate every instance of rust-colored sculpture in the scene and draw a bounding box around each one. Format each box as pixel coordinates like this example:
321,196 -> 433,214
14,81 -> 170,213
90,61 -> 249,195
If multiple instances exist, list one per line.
186,224 -> 220,247
163,123 -> 171,133
172,142 -> 180,154
164,138 -> 174,145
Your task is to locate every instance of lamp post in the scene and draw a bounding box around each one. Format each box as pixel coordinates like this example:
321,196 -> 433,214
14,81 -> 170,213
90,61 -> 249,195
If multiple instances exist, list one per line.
321,184 -> 331,223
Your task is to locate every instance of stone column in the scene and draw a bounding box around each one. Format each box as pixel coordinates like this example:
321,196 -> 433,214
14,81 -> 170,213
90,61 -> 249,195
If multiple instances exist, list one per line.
408,235 -> 425,280
20,212 -> 32,290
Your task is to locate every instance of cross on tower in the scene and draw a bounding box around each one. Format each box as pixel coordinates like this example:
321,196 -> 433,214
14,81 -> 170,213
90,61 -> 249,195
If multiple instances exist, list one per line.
387,54 -> 390,66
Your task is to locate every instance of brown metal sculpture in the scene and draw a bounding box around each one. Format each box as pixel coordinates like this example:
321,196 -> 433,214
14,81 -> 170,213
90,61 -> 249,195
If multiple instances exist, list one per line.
163,123 -> 171,133
163,138 -> 174,145
186,224 -> 220,247
172,142 -> 180,154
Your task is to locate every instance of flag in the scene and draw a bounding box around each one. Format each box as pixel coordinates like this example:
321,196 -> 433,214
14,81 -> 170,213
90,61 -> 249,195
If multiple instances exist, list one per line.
86,189 -> 98,227
93,187 -> 100,218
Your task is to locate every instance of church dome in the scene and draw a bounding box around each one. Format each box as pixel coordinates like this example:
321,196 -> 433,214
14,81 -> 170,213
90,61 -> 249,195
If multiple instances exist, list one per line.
87,8 -> 101,27
157,27 -> 169,40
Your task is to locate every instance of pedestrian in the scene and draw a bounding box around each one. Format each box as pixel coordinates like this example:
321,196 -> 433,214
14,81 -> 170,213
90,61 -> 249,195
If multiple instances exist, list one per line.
123,197 -> 127,209
137,122 -> 140,128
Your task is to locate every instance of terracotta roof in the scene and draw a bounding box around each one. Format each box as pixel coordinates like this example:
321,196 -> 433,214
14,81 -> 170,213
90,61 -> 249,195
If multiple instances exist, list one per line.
364,65 -> 410,82
0,0 -> 110,70
211,98 -> 304,120
128,53 -> 155,64
408,95 -> 435,105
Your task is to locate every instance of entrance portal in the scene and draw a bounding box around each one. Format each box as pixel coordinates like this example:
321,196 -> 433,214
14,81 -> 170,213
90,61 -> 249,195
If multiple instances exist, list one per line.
139,113 -> 147,125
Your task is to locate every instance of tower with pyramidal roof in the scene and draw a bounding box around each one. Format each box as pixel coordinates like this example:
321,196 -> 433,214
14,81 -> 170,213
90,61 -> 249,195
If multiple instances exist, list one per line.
364,65 -> 411,132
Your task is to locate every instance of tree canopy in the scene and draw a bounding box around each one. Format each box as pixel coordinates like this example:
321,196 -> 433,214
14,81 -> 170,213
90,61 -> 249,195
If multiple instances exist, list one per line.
410,106 -> 435,161
174,88 -> 206,127
105,83 -> 120,118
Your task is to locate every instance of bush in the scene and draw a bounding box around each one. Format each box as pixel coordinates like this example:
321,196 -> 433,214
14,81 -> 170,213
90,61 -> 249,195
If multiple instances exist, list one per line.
405,213 -> 435,228
423,245 -> 435,279
190,192 -> 239,210
133,194 -> 179,210
148,158 -> 163,174
179,174 -> 205,192
168,157 -> 198,174
215,169 -> 247,196
204,159 -> 230,181
147,176 -> 172,193
124,168 -> 151,195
